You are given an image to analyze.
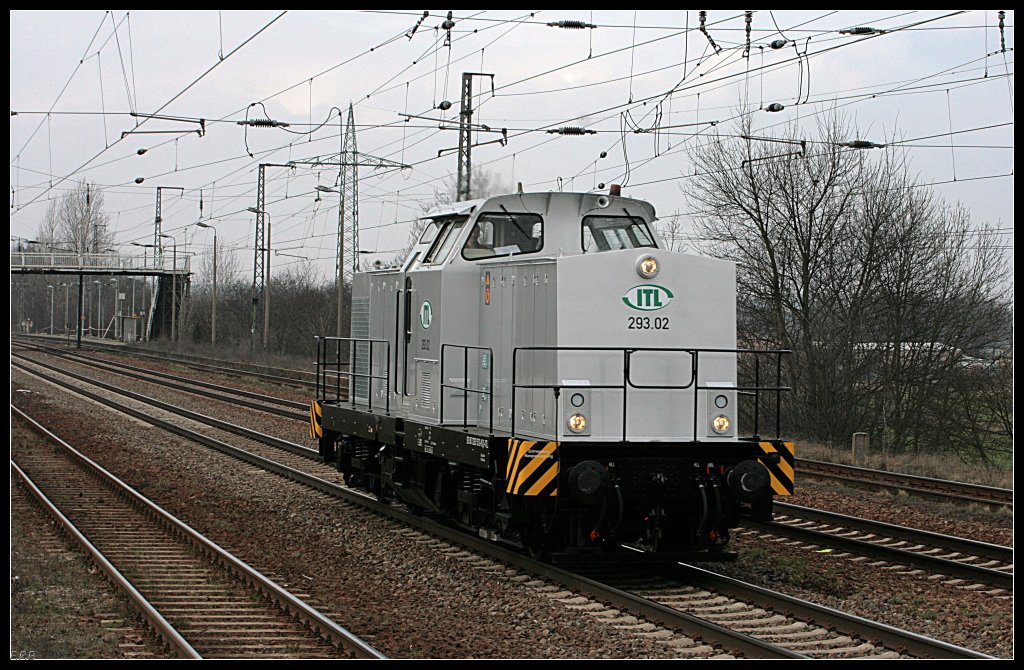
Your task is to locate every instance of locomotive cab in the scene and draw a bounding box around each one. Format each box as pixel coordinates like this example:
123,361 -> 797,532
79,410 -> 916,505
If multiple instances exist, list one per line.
312,189 -> 794,561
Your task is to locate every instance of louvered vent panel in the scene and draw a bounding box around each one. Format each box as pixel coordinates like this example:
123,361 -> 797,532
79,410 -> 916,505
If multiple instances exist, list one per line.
351,297 -> 370,402
419,368 -> 432,407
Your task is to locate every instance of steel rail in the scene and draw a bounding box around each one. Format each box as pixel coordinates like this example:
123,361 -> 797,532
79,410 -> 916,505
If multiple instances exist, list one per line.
14,343 -> 307,418
12,361 -> 799,659
13,358 -> 997,659
11,404 -> 385,660
14,334 -> 317,388
774,501 -> 1013,564
743,518 -> 1012,590
671,563 -> 994,659
12,355 -> 316,459
20,335 -> 1011,511
11,457 -> 201,659
797,458 -> 1013,508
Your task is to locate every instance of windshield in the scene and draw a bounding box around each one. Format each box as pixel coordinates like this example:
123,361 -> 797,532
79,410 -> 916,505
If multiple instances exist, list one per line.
418,220 -> 440,245
462,212 -> 543,260
581,215 -> 656,253
422,217 -> 467,265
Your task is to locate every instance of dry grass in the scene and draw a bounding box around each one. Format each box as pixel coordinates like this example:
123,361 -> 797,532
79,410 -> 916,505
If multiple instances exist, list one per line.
797,440 -> 1013,489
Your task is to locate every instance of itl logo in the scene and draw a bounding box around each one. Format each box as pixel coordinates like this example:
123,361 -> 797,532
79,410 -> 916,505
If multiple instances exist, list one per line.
623,284 -> 674,311
420,299 -> 433,328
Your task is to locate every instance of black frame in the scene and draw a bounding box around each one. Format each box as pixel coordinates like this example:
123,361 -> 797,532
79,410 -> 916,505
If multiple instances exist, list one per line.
580,214 -> 657,253
512,346 -> 791,443
439,343 -> 495,435
315,335 -> 392,415
461,211 -> 545,261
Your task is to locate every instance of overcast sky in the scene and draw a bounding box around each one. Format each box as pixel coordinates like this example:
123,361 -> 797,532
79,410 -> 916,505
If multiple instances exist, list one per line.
9,10 -> 1015,282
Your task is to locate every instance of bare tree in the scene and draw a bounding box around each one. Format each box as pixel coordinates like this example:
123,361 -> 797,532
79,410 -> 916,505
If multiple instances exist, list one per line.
684,111 -> 1012,460
653,211 -> 689,253
13,183 -> 115,334
38,182 -> 114,253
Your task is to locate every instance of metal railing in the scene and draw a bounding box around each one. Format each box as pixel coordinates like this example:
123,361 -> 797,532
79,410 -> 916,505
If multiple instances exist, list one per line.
439,344 -> 494,435
511,346 -> 791,443
10,252 -> 189,274
315,336 -> 391,415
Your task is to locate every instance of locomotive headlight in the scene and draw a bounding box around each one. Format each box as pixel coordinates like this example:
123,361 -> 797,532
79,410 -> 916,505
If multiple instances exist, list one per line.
711,414 -> 731,434
636,254 -> 659,279
567,413 -> 588,433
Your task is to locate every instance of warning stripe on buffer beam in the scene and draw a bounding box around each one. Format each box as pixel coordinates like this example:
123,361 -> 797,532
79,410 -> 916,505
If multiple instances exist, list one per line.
505,439 -> 559,496
309,401 -> 323,440
758,441 -> 795,495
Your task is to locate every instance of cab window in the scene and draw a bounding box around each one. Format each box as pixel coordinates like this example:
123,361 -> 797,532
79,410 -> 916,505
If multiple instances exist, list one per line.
418,220 -> 440,245
581,215 -> 656,253
462,212 -> 543,260
422,217 -> 467,265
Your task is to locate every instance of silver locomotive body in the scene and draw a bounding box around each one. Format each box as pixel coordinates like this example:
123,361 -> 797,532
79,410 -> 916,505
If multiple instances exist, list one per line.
312,190 -> 794,559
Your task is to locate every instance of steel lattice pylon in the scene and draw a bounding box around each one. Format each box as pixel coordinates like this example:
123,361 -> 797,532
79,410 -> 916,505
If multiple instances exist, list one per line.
285,104 -> 409,335
340,104 -> 359,284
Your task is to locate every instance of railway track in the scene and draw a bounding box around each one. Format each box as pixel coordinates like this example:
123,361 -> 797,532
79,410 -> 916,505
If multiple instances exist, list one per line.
11,406 -> 383,660
14,334 -> 316,389
737,503 -> 1013,591
16,334 -> 1011,512
14,349 -> 1011,593
10,359 -> 995,659
12,341 -> 309,419
796,458 -> 1013,509
564,561 -> 991,659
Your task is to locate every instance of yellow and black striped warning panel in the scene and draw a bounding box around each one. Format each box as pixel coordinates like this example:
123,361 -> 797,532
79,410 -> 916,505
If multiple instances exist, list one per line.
505,439 -> 559,497
758,441 -> 795,496
309,400 -> 323,440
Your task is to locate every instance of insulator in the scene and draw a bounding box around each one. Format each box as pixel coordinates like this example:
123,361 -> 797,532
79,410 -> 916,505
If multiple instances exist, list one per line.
547,20 -> 593,29
843,140 -> 884,149
547,127 -> 596,135
999,11 -> 1006,52
764,103 -> 785,113
241,119 -> 289,128
841,26 -> 878,35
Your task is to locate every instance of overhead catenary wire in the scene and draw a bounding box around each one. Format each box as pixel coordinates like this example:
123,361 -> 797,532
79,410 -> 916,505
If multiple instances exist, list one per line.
11,10 -> 1011,271
13,11 -> 289,214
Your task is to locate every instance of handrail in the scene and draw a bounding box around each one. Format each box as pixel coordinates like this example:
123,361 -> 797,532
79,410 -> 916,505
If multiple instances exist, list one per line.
315,336 -> 391,415
439,344 -> 495,435
512,346 -> 791,443
10,252 -> 189,274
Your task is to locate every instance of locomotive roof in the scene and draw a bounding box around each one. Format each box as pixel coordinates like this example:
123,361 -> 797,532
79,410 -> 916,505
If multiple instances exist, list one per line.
421,191 -> 657,222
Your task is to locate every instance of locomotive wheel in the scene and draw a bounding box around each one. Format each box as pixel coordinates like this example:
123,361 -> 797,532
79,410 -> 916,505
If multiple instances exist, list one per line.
522,522 -> 550,561
525,539 -> 548,561
520,499 -> 558,560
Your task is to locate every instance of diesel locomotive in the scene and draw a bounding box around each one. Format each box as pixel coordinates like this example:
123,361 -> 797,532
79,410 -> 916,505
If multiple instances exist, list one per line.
310,187 -> 794,561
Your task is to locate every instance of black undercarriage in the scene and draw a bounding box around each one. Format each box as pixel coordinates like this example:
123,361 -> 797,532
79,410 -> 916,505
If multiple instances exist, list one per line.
316,403 -> 780,562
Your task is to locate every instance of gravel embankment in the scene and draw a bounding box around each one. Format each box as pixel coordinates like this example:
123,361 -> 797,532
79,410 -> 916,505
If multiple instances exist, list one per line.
11,368 -> 715,659
10,352 -> 1014,659
10,471 -> 172,659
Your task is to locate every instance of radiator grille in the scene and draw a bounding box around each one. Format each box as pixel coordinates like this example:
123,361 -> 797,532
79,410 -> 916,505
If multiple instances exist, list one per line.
419,368 -> 432,407
351,297 -> 370,402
